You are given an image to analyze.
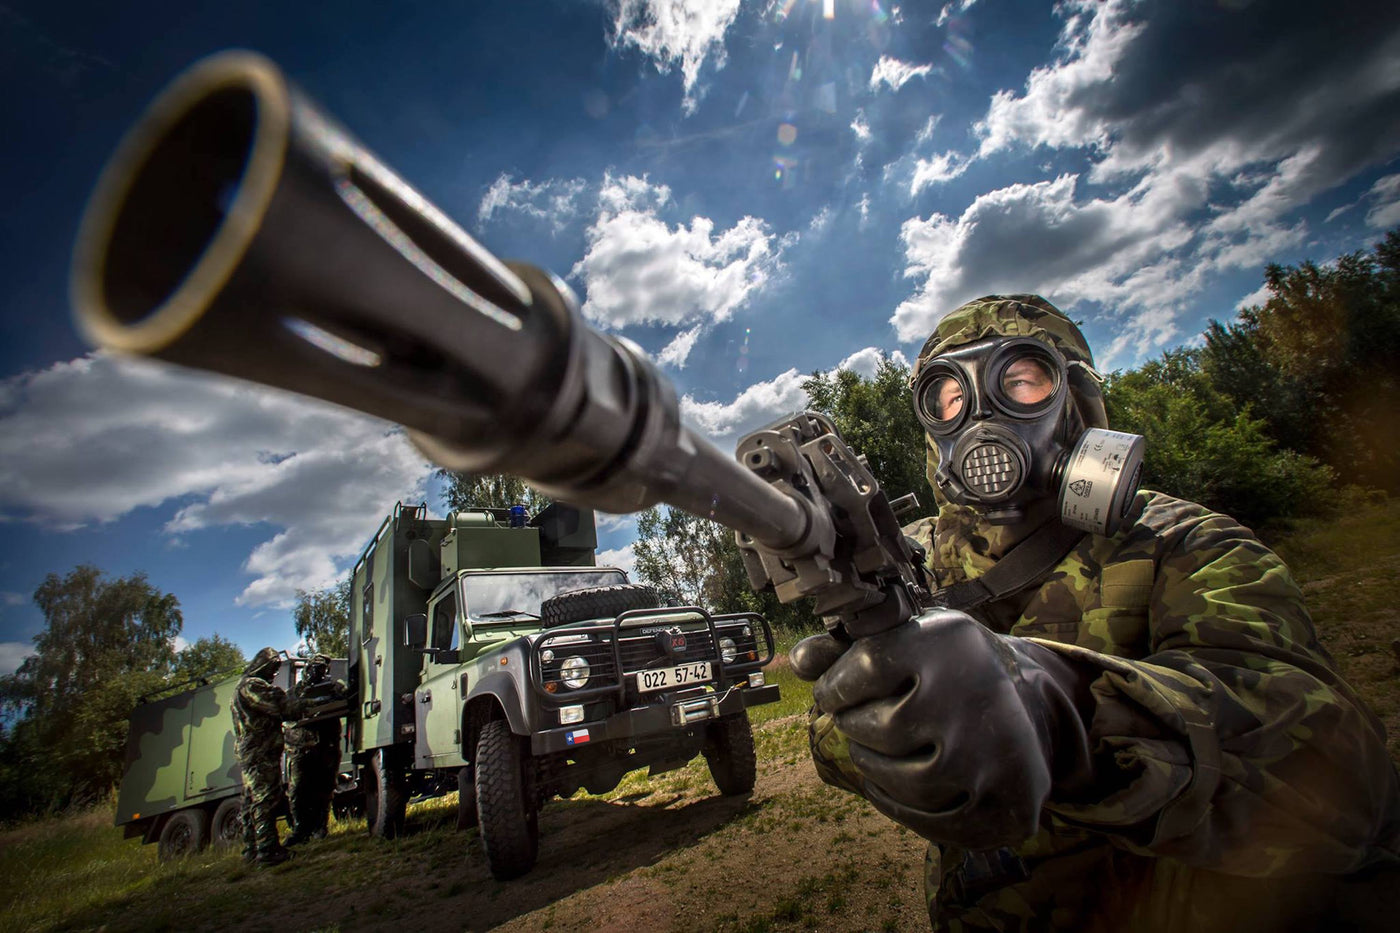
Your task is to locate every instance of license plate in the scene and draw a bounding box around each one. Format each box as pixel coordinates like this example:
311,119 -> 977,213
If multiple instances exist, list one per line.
636,661 -> 712,693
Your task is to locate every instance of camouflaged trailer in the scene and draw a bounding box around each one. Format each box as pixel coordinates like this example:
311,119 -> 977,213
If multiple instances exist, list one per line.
115,656 -> 352,860
351,502 -> 780,880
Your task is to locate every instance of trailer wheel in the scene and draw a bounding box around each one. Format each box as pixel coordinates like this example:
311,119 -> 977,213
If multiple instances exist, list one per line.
209,797 -> 242,850
539,583 -> 661,627
364,748 -> 408,839
474,720 -> 537,879
157,808 -> 209,861
704,713 -> 757,796
456,765 -> 478,830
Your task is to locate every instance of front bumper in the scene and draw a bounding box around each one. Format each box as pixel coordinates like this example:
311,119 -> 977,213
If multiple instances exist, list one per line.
531,682 -> 781,756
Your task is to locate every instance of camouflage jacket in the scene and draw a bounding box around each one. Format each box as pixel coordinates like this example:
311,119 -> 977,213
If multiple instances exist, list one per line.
232,674 -> 302,765
811,490 -> 1400,931
285,678 -> 347,751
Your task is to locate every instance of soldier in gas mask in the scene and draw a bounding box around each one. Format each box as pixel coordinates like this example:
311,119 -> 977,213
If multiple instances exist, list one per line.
284,654 -> 347,846
792,295 -> 1400,931
232,647 -> 305,867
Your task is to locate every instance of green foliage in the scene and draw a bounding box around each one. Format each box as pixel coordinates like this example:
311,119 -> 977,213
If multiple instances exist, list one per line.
632,506 -> 728,606
801,354 -> 929,508
1103,350 -> 1338,528
1203,229 -> 1400,491
631,506 -> 817,634
293,577 -> 351,658
170,634 -> 245,685
0,566 -> 182,815
438,471 -> 551,514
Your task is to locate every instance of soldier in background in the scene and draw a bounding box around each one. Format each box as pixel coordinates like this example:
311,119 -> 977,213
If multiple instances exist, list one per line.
232,647 -> 303,867
284,654 -> 347,846
793,295 -> 1400,931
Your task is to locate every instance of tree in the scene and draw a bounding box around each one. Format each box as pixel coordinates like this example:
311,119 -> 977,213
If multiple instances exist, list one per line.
1204,229 -> 1400,491
293,577 -> 351,658
802,354 -> 930,511
1103,350 -> 1338,529
632,506 -> 731,607
0,566 -> 182,813
170,634 -> 245,685
630,505 -> 817,634
439,471 -> 551,515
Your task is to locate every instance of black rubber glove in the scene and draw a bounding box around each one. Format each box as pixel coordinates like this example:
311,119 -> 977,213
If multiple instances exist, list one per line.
797,609 -> 1094,850
790,631 -> 850,681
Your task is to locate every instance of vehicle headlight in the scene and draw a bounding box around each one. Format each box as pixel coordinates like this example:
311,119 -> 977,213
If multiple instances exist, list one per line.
719,637 -> 738,664
560,656 -> 590,689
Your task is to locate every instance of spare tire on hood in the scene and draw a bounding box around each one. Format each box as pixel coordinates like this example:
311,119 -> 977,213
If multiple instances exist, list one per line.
539,583 -> 662,628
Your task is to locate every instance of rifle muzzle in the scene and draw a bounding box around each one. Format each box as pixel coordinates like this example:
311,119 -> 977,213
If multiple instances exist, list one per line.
71,50 -> 808,550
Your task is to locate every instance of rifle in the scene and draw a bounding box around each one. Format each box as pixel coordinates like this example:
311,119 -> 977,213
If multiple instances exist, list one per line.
71,51 -> 930,641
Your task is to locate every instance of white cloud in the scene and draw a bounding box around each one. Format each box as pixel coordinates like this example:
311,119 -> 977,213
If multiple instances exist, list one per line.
890,172 -> 1214,362
917,0 -> 1400,365
1236,283 -> 1272,311
680,368 -> 809,442
937,0 -> 979,28
0,641 -> 30,676
609,0 -> 744,114
596,544 -> 637,578
477,173 -> 587,231
172,634 -> 190,653
850,110 -> 872,143
910,152 -> 968,195
595,512 -> 636,534
0,355 -> 433,607
0,592 -> 25,607
1365,174 -> 1400,229
656,325 -> 703,368
837,347 -> 910,380
571,174 -> 785,330
869,55 -> 934,92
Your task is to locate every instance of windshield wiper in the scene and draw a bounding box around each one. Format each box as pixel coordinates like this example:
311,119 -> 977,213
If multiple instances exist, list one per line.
475,610 -> 539,620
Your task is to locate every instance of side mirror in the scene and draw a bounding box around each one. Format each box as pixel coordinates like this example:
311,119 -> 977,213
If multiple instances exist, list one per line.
404,613 -> 427,649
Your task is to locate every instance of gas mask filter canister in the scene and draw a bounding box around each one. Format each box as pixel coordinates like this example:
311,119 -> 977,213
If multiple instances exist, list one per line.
913,337 -> 1145,536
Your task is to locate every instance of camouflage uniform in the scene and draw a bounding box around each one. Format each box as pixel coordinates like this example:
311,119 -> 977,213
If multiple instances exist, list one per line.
285,656 -> 347,844
808,296 -> 1400,931
232,647 -> 303,865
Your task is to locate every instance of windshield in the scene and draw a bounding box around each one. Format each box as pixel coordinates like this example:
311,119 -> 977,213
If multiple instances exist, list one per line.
461,569 -> 628,621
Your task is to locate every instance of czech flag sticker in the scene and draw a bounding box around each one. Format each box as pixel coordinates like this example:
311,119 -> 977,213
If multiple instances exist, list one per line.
566,729 -> 591,745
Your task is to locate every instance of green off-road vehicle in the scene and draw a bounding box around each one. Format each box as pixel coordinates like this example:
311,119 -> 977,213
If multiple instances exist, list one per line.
350,502 -> 779,879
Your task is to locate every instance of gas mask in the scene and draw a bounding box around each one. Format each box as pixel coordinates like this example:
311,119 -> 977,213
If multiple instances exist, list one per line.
912,335 -> 1144,536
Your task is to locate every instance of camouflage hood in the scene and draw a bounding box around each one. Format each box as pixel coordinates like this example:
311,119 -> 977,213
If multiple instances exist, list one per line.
244,646 -> 281,680
909,295 -> 1108,585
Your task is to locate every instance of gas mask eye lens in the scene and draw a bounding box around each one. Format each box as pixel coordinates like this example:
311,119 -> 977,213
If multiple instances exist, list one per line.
916,368 -> 968,433
931,375 -> 964,420
1000,356 -> 1055,405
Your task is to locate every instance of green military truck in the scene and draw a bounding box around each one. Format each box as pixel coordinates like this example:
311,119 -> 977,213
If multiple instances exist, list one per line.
350,501 -> 780,879
115,655 -> 351,860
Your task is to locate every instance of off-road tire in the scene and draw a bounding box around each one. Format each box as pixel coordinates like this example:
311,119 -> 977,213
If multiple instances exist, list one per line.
209,797 -> 242,850
474,720 -> 538,879
157,808 -> 209,860
539,583 -> 662,627
704,713 -> 757,796
456,765 -> 478,831
365,747 -> 408,839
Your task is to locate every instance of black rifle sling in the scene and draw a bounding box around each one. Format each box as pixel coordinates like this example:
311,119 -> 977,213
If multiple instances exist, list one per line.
929,520 -> 1087,612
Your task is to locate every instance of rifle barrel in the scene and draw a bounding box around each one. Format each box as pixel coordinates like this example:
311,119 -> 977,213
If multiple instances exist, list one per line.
71,51 -> 809,551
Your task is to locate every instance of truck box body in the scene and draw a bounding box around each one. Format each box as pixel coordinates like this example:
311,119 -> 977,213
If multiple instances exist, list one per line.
116,658 -> 350,852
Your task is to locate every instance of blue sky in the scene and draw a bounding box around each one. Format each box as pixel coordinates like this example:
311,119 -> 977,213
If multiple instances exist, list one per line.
2,0 -> 1399,669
